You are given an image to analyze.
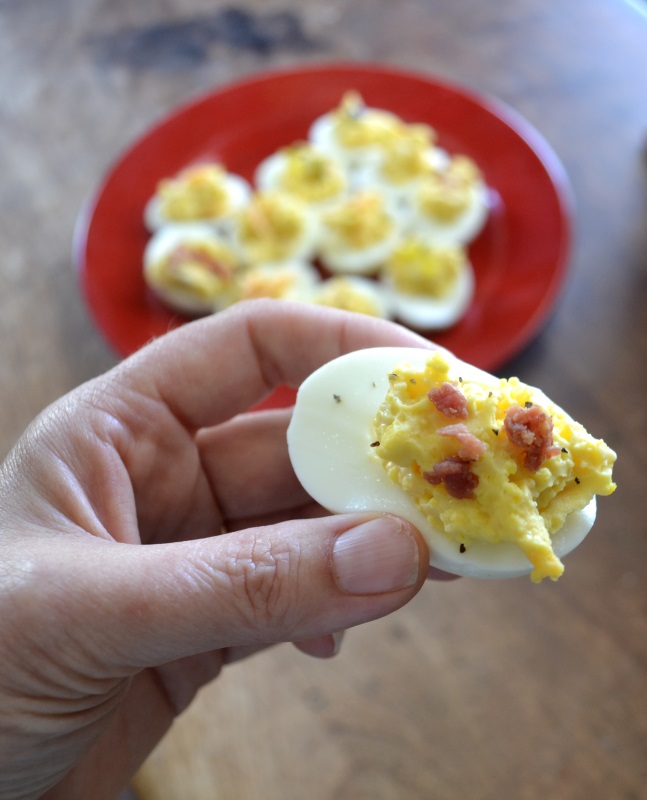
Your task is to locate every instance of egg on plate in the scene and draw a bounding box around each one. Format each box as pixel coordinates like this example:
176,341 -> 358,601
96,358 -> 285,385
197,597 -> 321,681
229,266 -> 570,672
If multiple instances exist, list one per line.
144,163 -> 251,233
254,142 -> 349,210
317,190 -> 400,275
232,190 -> 319,267
308,91 -> 403,175
381,237 -> 475,330
312,275 -> 392,319
237,261 -> 320,302
410,155 -> 489,245
287,347 -> 616,583
143,223 -> 242,315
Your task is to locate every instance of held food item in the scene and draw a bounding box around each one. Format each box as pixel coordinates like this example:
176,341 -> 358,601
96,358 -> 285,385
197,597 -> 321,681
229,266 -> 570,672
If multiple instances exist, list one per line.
287,347 -> 616,583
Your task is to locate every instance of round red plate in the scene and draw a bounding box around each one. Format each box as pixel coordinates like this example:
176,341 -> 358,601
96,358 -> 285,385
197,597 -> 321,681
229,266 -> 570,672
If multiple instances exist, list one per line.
74,62 -> 572,383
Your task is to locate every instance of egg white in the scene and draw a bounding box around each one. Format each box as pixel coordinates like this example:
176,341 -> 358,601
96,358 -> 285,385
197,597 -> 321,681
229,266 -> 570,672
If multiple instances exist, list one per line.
382,258 -> 475,331
287,347 -> 596,580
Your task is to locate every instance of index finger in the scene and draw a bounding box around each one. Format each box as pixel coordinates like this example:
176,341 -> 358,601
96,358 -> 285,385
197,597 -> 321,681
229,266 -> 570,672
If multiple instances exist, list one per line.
118,299 -> 435,430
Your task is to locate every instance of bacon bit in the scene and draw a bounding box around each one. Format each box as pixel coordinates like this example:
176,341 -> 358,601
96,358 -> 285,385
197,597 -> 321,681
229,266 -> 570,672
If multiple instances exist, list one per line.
423,457 -> 479,500
168,245 -> 231,278
437,423 -> 487,460
370,440 -> 380,447
428,382 -> 469,419
504,404 -> 561,472
459,543 -> 467,553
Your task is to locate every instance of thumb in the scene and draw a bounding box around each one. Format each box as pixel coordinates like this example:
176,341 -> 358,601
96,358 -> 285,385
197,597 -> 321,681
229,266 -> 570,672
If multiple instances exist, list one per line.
67,513 -> 428,673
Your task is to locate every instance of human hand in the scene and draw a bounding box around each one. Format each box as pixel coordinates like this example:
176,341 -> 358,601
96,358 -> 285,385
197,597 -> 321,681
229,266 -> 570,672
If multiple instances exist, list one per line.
0,299 -> 447,799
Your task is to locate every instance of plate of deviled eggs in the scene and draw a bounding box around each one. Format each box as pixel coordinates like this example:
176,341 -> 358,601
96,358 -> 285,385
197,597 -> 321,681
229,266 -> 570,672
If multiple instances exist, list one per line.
74,62 -> 573,384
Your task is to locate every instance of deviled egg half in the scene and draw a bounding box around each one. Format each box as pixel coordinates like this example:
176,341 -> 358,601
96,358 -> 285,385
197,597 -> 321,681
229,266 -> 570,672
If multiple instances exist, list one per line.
254,141 -> 349,211
318,190 -> 400,275
287,347 -> 617,583
312,275 -> 392,319
381,236 -> 475,330
309,91 -> 402,175
232,190 -> 319,268
144,163 -> 251,233
143,223 -> 242,315
410,155 -> 489,245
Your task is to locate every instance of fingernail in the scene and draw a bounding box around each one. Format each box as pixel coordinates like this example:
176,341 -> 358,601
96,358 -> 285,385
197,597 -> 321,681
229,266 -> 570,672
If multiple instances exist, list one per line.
331,630 -> 345,655
332,516 -> 420,595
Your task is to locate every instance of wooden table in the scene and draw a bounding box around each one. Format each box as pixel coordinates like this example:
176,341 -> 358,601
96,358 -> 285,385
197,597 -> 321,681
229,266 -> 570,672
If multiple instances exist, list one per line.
2,1 -> 646,798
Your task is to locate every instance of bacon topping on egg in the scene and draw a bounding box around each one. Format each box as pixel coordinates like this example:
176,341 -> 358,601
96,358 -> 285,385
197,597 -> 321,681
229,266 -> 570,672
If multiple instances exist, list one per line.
504,403 -> 561,472
427,381 -> 468,418
423,456 -> 479,500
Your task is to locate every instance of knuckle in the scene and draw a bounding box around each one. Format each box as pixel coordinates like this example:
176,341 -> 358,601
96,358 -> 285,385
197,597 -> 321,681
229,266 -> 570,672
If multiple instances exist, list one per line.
224,533 -> 302,632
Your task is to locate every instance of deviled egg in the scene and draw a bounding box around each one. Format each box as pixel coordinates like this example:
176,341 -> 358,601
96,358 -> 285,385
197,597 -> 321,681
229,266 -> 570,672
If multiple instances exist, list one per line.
318,190 -> 400,275
143,223 -> 242,315
312,275 -> 392,319
381,236 -> 474,330
144,163 -> 251,232
411,155 -> 489,245
237,261 -> 320,302
309,91 -> 402,175
287,347 -> 617,583
254,142 -> 348,210
232,191 -> 319,267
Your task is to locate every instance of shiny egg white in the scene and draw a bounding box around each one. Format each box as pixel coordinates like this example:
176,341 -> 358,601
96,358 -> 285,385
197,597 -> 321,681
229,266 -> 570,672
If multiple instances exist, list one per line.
287,347 -> 597,580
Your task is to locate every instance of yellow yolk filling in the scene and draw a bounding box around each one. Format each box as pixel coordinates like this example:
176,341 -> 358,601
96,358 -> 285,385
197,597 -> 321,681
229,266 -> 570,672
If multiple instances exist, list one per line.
418,156 -> 482,222
385,238 -> 465,297
315,277 -> 382,316
371,352 -> 617,582
158,165 -> 231,221
238,192 -> 307,263
323,191 -> 394,249
380,124 -> 436,184
332,91 -> 401,149
278,144 -> 346,203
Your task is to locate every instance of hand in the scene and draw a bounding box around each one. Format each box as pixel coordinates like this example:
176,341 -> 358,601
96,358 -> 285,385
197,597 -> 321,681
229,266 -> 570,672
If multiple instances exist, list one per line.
0,299 -> 445,800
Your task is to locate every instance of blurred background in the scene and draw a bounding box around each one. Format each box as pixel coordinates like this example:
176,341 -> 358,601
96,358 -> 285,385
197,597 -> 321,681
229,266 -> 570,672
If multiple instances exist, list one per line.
1,1 -> 646,798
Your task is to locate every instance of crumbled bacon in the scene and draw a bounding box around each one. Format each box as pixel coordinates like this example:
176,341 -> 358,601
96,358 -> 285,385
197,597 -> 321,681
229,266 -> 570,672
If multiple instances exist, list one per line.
427,382 -> 469,419
437,423 -> 487,460
423,457 -> 479,500
168,245 -> 231,278
504,404 -> 561,472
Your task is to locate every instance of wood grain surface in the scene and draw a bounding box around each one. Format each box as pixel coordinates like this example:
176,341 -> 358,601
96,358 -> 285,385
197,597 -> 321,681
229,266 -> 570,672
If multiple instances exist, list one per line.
1,1 -> 646,798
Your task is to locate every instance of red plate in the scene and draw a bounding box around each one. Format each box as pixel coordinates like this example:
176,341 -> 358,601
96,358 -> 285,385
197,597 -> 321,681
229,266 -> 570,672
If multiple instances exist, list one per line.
74,62 -> 572,386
